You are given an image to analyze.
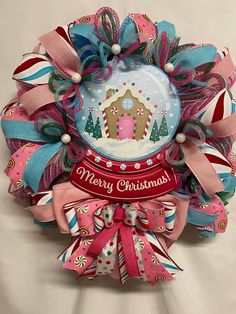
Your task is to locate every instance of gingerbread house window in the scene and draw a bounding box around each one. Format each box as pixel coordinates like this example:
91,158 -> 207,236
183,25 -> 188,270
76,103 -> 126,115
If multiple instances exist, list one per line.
122,98 -> 134,110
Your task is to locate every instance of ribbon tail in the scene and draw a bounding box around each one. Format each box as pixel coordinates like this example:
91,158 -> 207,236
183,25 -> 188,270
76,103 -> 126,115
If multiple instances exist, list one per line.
62,237 -> 97,276
87,221 -> 122,257
94,233 -> 118,276
119,225 -> 140,277
157,195 -> 190,248
181,140 -> 224,196
24,142 -> 62,192
58,236 -> 81,263
139,232 -> 174,285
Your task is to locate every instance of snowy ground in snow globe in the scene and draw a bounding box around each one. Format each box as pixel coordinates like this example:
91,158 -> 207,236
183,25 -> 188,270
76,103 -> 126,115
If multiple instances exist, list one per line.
87,135 -> 169,160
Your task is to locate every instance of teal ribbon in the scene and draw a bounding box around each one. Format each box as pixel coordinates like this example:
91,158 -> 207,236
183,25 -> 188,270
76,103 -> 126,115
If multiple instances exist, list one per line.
49,74 -> 82,112
70,24 -> 100,45
69,14 -> 149,69
24,142 -> 62,192
187,207 -> 217,237
168,45 -> 217,70
1,120 -> 45,142
119,16 -> 137,46
156,21 -> 176,41
187,207 -> 217,226
222,176 -> 236,192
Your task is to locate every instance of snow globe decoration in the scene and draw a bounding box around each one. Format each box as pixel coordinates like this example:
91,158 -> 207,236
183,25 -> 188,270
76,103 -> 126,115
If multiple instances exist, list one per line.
76,63 -> 180,162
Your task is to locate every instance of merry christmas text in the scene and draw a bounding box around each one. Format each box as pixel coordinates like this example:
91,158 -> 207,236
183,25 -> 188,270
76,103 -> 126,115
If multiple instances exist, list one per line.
76,166 -> 171,194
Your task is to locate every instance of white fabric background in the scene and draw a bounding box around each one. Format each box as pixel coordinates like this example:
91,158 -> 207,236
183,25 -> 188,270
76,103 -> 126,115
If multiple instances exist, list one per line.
1,1 -> 236,313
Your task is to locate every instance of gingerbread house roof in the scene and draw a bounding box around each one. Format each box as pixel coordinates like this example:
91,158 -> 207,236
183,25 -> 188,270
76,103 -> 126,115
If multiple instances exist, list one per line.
99,84 -> 156,113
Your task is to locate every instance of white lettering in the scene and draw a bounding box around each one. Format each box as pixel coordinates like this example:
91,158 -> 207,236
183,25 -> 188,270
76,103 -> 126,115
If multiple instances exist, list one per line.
76,167 -> 113,194
76,167 -> 172,194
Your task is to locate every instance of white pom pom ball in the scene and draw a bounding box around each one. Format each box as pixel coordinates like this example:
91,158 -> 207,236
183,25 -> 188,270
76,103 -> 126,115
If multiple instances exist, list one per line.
175,133 -> 186,144
71,72 -> 82,84
164,63 -> 175,73
111,44 -> 121,55
61,134 -> 71,144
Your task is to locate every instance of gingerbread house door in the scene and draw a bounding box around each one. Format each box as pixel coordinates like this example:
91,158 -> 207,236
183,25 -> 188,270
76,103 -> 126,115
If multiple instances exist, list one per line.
117,115 -> 136,140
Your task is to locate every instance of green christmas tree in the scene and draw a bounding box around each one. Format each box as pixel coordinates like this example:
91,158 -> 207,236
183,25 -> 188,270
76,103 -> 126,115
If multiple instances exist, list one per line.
84,112 -> 94,135
159,114 -> 169,137
92,117 -> 102,140
149,120 -> 160,143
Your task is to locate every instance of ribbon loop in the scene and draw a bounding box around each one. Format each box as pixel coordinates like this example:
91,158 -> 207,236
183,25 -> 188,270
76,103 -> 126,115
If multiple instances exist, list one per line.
39,30 -> 80,78
167,119 -> 225,196
94,7 -> 120,46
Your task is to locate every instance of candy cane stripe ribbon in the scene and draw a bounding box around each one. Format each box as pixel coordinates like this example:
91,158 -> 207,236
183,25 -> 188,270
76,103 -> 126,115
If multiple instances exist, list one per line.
20,30 -> 81,115
181,139 -> 224,196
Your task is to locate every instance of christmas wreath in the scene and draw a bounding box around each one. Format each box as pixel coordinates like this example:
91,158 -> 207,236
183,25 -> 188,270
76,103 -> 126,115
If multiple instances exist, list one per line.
1,7 -> 236,285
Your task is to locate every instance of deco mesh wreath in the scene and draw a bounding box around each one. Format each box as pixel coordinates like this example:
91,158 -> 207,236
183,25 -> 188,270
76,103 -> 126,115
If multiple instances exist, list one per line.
1,7 -> 236,285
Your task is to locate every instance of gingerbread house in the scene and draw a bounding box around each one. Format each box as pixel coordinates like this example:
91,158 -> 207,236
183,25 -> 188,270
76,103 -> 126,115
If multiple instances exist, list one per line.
100,84 -> 155,140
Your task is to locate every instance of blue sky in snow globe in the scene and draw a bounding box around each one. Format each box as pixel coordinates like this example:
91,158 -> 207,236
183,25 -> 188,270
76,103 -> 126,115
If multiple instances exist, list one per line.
75,63 -> 180,162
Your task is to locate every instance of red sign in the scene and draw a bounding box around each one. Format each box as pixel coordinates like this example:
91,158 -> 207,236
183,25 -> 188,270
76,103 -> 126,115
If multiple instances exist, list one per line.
70,159 -> 180,202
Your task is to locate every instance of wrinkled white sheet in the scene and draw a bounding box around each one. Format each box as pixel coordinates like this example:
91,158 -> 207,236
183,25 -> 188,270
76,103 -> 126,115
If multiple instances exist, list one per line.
1,1 -> 236,313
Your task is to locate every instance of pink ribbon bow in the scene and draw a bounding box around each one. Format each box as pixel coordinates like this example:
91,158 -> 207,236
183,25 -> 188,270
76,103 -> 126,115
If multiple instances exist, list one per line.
55,192 -> 189,284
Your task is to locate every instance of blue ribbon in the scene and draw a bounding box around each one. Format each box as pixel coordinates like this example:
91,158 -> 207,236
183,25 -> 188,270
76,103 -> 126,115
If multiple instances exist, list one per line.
156,21 -> 176,41
69,15 -> 144,68
24,142 -> 62,192
222,176 -> 236,192
169,45 -> 217,70
119,16 -> 137,46
187,207 -> 217,226
1,120 -> 45,142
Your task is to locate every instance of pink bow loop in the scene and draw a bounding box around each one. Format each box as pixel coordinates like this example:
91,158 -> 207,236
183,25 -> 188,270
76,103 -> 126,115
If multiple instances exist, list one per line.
63,198 -> 179,237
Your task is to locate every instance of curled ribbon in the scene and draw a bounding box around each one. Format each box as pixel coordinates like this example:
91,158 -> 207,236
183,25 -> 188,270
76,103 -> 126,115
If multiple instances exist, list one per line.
153,30 -> 217,87
18,29 -> 83,117
19,28 -> 112,117
36,109 -> 86,172
39,30 -> 84,117
18,8 -> 155,117
74,7 -> 153,68
94,7 -> 151,63
153,31 -> 193,86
